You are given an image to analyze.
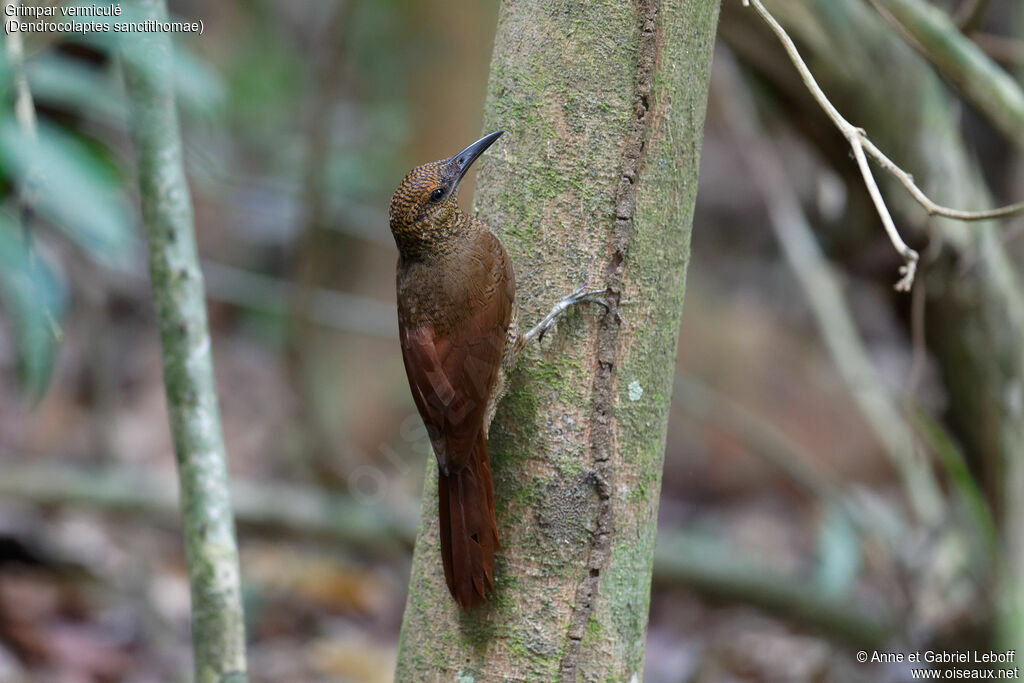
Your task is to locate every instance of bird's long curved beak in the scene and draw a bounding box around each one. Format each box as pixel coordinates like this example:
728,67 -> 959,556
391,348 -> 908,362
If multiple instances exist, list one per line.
450,130 -> 504,188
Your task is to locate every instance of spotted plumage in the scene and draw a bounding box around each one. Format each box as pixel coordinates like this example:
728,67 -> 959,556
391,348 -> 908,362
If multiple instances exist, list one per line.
389,131 -> 607,610
390,131 -> 513,609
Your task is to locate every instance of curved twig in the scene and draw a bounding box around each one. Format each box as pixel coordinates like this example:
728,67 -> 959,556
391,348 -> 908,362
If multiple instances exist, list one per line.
741,0 -> 1024,291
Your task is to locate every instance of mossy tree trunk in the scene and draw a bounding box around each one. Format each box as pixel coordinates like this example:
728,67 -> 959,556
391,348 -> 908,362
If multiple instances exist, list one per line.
395,1 -> 719,679
121,1 -> 248,680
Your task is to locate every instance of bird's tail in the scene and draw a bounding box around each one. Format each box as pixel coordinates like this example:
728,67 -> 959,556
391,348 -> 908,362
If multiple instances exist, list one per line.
438,430 -> 499,609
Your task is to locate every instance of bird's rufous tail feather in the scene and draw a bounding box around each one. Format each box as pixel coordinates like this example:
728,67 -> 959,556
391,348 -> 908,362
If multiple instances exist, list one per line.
437,431 -> 499,609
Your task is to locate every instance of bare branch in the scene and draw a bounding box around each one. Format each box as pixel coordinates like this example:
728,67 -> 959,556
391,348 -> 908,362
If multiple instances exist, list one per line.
849,137 -> 919,291
741,0 -> 1024,291
860,138 -> 1024,221
714,52 -> 943,523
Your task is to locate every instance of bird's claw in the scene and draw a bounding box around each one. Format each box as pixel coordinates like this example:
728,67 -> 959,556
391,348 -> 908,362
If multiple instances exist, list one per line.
568,287 -> 611,314
535,286 -> 612,343
528,284 -> 620,345
577,296 -> 610,314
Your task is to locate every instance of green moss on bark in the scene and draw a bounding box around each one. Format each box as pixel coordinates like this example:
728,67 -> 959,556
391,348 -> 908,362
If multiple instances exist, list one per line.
396,1 -> 719,679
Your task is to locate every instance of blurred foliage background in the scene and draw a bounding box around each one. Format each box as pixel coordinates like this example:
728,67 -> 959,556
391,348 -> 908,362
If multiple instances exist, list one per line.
0,0 -> 1022,681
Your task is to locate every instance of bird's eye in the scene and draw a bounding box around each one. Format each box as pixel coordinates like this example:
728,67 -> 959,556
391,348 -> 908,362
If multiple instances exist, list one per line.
429,188 -> 446,203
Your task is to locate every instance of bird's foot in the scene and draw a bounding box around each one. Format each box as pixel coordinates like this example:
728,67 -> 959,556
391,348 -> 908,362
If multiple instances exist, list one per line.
523,285 -> 610,345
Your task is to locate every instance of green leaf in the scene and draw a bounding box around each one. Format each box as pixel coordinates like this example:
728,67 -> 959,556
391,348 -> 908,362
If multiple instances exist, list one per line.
47,2 -> 224,118
0,120 -> 135,268
171,44 -> 225,117
108,2 -> 224,117
27,54 -> 127,123
0,215 -> 67,400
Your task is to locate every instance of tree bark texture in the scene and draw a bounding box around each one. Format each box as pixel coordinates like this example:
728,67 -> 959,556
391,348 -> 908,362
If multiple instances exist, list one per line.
121,1 -> 248,680
396,1 -> 719,680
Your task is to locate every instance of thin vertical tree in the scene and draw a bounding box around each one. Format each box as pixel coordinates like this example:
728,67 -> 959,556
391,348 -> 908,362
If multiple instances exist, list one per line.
121,1 -> 248,680
396,0 -> 719,678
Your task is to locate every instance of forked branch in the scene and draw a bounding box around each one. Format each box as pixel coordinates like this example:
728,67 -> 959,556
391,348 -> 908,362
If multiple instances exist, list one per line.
741,0 -> 1024,291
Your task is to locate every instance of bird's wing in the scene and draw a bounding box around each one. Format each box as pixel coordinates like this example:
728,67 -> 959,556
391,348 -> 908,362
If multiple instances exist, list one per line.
398,243 -> 513,471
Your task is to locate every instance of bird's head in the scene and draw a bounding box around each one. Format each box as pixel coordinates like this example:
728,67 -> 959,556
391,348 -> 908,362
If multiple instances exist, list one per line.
389,130 -> 504,249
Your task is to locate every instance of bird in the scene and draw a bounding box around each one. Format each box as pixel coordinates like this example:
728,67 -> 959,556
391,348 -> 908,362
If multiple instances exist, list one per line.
388,131 -> 605,609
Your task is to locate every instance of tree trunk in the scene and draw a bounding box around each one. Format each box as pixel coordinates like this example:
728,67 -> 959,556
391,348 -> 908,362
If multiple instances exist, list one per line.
121,1 -> 248,680
395,1 -> 719,680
